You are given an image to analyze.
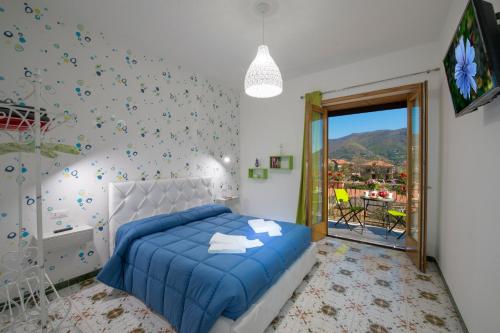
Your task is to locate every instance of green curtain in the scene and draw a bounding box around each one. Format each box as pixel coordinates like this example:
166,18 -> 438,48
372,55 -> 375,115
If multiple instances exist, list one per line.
296,91 -> 322,225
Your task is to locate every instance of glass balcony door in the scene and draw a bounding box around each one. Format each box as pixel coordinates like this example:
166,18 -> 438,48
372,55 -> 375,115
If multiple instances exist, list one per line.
405,82 -> 427,271
306,104 -> 328,241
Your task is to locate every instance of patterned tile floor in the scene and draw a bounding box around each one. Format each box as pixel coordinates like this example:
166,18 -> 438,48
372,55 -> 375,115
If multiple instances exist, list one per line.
52,238 -> 463,333
328,221 -> 406,249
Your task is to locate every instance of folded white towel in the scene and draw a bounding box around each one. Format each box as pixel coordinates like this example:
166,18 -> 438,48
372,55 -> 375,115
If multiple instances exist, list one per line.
248,219 -> 281,232
247,219 -> 265,228
210,232 -> 247,245
248,219 -> 282,237
208,232 -> 263,254
244,238 -> 264,248
208,242 -> 246,254
267,228 -> 282,237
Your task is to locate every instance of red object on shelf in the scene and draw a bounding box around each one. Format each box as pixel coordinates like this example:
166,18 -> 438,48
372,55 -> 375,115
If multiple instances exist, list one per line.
0,117 -> 49,132
0,104 -> 50,132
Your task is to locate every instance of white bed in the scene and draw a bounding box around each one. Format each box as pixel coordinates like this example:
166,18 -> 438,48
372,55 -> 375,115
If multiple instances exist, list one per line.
107,177 -> 317,333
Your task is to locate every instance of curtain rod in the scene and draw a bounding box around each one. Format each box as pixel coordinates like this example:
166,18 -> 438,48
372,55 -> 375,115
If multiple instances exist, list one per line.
300,67 -> 440,99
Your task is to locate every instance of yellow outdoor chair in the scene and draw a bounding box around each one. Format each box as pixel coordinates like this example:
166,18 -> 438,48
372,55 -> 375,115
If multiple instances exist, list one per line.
387,208 -> 406,239
334,189 -> 365,231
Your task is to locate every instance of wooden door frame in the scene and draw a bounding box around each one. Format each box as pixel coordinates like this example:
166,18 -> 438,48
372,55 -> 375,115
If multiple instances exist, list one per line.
322,83 -> 424,111
305,104 -> 328,241
322,82 -> 428,270
422,82 -> 428,271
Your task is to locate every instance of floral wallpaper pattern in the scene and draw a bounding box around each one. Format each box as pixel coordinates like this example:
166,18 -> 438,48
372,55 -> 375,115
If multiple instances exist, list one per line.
0,1 -> 240,283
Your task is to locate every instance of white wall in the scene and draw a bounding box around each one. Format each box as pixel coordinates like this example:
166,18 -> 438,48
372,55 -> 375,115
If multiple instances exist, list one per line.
0,1 -> 240,283
240,42 -> 442,256
437,1 -> 500,332
240,0 -> 500,330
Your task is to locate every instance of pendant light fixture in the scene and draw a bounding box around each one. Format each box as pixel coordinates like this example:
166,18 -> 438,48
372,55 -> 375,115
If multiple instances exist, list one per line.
244,2 -> 283,98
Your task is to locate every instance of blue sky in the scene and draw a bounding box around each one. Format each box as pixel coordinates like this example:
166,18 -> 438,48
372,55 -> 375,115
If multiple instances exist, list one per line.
329,108 -> 407,139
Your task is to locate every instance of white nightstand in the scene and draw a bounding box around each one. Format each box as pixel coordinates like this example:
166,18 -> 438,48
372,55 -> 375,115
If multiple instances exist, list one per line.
215,196 -> 240,213
33,225 -> 94,252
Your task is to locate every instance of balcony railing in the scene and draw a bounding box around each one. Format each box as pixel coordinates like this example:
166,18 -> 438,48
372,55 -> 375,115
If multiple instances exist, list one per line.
328,181 -> 407,228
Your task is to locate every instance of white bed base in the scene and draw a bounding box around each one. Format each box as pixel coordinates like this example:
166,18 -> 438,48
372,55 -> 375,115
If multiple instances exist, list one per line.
210,243 -> 317,333
107,177 -> 317,333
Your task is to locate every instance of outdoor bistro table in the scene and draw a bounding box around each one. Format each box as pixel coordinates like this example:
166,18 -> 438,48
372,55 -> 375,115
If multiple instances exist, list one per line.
360,195 -> 395,223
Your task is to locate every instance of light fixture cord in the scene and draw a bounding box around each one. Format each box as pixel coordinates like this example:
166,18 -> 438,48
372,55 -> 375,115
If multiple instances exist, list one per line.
262,11 -> 265,45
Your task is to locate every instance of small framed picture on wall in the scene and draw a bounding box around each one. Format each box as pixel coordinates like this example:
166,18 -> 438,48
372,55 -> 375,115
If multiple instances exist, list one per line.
270,156 -> 281,169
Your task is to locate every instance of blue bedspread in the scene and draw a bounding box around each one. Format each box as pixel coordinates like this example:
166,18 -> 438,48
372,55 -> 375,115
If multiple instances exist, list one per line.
97,204 -> 311,333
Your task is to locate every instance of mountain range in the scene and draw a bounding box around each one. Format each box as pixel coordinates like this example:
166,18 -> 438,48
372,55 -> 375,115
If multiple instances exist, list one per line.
328,128 -> 407,166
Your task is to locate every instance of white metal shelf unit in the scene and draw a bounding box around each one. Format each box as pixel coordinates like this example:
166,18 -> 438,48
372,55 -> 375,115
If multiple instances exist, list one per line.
0,75 -> 90,332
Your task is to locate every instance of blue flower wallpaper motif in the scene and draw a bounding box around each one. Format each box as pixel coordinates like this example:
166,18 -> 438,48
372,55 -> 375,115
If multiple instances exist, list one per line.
0,1 -> 240,283
454,36 -> 477,99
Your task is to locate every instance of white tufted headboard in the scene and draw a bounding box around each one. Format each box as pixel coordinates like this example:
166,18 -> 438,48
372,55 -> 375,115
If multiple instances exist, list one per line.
108,177 -> 213,256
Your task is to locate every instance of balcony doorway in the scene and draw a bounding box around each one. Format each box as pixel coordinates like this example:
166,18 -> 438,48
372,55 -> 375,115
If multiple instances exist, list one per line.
321,83 -> 428,271
328,107 -> 408,249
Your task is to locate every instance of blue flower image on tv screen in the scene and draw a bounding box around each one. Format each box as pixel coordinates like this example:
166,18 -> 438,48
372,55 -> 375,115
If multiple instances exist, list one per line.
455,36 -> 477,99
443,1 -> 494,114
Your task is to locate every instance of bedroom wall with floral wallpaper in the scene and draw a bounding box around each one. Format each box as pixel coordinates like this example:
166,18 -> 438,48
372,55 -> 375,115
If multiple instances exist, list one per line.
0,1 -> 240,283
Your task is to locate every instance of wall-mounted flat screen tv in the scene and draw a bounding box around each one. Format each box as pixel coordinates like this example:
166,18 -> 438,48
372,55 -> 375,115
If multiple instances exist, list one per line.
443,0 -> 500,117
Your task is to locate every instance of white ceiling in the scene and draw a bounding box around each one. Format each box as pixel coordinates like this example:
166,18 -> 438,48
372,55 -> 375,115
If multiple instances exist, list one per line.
49,0 -> 453,87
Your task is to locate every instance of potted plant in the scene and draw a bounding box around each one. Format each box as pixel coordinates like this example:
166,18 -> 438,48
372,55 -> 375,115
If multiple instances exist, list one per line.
366,179 -> 379,190
397,172 -> 407,195
333,171 -> 345,188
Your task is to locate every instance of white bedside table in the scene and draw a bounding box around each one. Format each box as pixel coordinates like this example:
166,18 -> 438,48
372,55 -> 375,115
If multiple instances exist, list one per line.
215,196 -> 240,213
